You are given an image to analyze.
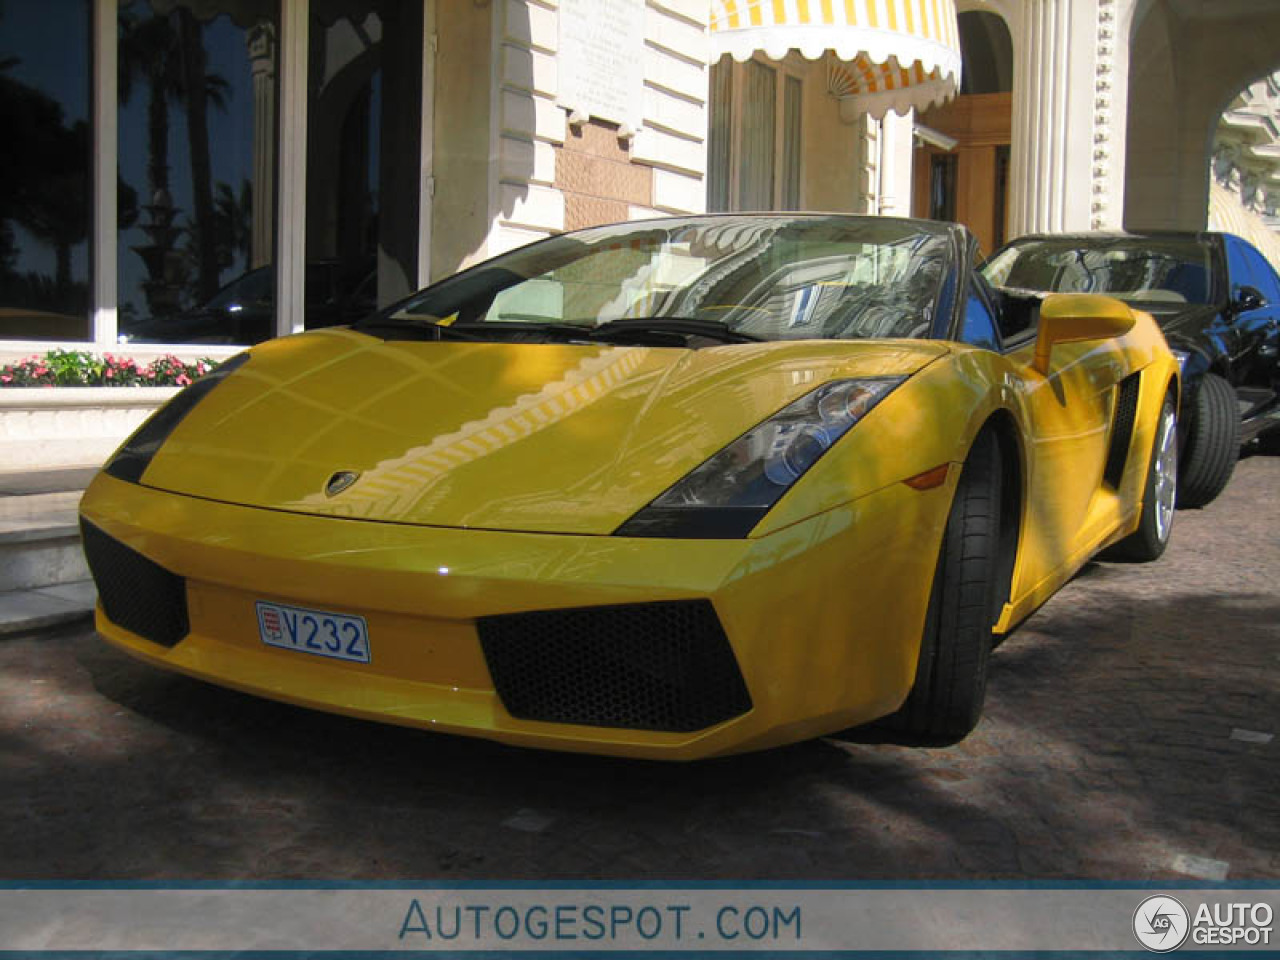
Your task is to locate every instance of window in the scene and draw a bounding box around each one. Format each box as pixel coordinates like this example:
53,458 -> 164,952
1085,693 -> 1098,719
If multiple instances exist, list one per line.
929,155 -> 957,222
707,57 -> 802,213
394,217 -> 953,343
1227,237 -> 1280,305
306,1 -> 424,327
0,0 -> 93,341
983,238 -> 1214,304
116,0 -> 281,345
960,281 -> 1000,352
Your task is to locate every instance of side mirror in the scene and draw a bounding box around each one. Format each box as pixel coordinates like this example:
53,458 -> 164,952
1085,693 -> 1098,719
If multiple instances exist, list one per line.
1033,294 -> 1136,374
1232,285 -> 1266,313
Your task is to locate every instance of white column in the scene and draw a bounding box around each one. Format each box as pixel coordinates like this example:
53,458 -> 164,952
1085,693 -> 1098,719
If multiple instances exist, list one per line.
91,0 -> 118,346
276,0 -> 308,337
417,0 -> 437,289
878,108 -> 916,217
1008,0 -> 1098,237
247,23 -> 277,271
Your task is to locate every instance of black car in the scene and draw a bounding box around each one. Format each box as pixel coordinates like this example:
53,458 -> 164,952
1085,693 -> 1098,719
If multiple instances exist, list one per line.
982,231 -> 1280,507
122,259 -> 377,345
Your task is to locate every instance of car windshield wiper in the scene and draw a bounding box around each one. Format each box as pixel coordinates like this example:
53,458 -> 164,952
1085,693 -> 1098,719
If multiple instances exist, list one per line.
449,321 -> 598,341
355,315 -> 483,341
590,317 -> 763,344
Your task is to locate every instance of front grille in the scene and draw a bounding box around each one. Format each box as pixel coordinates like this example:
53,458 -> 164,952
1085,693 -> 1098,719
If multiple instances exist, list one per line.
477,599 -> 752,732
1103,373 -> 1141,488
80,519 -> 189,647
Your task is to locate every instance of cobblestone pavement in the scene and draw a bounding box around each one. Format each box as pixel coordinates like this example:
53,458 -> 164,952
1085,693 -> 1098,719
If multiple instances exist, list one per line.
2,455 -> 1277,881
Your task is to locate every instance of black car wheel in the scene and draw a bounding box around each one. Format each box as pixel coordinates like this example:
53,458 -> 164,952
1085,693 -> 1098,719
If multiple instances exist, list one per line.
1106,393 -> 1178,562
888,429 -> 1001,740
1178,373 -> 1240,508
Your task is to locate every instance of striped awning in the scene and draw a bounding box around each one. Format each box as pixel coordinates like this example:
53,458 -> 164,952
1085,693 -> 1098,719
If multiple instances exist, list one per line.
710,0 -> 962,118
1209,182 -> 1280,273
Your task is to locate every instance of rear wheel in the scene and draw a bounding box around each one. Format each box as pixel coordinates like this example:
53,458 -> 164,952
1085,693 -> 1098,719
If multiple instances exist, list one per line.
888,430 -> 1002,740
1106,393 -> 1177,562
1177,373 -> 1239,508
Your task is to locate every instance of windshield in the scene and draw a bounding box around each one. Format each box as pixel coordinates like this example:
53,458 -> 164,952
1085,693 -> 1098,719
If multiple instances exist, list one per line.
982,237 -> 1214,305
382,216 -> 952,342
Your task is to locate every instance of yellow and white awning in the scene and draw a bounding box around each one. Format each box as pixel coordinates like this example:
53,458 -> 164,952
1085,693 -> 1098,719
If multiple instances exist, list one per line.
710,0 -> 962,118
1209,182 -> 1280,273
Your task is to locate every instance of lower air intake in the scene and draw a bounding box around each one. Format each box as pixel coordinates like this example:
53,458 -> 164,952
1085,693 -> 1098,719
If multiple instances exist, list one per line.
477,599 -> 752,732
80,519 -> 189,648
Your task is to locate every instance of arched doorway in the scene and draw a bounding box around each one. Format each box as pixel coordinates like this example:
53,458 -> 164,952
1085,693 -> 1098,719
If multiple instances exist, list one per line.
1125,0 -> 1280,232
912,8 -> 1013,253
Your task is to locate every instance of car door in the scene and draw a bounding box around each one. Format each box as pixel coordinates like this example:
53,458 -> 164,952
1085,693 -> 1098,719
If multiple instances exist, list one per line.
1223,236 -> 1280,400
969,277 -> 1131,598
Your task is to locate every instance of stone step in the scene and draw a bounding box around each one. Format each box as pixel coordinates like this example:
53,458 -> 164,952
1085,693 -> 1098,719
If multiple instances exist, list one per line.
0,579 -> 96,637
0,488 -> 89,592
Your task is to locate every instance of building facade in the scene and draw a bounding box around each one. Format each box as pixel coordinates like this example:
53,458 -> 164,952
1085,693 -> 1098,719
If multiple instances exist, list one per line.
2,0 -> 1279,360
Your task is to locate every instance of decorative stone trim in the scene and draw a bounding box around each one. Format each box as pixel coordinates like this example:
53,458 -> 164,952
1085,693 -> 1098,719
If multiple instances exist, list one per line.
0,387 -> 176,470
1090,0 -> 1117,229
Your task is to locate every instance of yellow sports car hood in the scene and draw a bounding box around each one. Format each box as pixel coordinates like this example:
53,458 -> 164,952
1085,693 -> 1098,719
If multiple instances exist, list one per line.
139,328 -> 947,534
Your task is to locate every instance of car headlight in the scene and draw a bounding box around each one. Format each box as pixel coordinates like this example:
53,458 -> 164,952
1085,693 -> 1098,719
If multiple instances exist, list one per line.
103,352 -> 250,484
614,377 -> 905,539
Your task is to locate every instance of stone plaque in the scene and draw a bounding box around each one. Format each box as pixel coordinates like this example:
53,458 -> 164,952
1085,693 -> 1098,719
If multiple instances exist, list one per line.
558,0 -> 645,135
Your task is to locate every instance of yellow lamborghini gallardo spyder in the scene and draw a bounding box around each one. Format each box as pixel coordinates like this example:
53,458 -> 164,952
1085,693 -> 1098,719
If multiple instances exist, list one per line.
80,215 -> 1181,759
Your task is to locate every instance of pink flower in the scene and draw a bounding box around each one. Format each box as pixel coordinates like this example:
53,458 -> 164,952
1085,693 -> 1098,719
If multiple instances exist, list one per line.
1,375 -> 11,384
105,368 -> 114,379
176,374 -> 191,386
34,366 -> 48,376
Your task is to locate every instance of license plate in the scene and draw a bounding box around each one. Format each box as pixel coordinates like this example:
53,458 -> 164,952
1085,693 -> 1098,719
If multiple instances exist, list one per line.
256,601 -> 371,664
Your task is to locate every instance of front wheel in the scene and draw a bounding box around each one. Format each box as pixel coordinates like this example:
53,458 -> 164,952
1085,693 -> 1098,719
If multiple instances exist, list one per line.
1177,373 -> 1240,508
1106,393 -> 1178,562
887,429 -> 1002,740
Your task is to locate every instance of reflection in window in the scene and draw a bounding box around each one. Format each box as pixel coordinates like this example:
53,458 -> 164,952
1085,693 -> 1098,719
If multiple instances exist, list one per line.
117,0 -> 280,345
983,238 -> 1213,304
0,0 -> 92,341
305,1 -> 423,328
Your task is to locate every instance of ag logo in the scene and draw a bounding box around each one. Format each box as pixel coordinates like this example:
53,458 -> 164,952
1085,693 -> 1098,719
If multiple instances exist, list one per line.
1133,895 -> 1190,952
324,471 -> 360,497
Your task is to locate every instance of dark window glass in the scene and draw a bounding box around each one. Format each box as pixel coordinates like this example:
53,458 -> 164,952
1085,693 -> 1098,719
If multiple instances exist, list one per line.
961,283 -> 1000,351
305,1 -> 422,324
993,145 -> 1010,248
0,0 -> 92,341
929,155 -> 957,222
117,0 -> 280,345
1234,239 -> 1280,304
1224,236 -> 1252,293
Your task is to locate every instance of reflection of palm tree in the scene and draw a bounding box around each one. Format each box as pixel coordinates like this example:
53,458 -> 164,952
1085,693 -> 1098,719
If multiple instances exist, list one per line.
174,7 -> 228,303
118,7 -> 182,202
214,179 -> 252,270
118,3 -> 231,310
0,64 -> 89,300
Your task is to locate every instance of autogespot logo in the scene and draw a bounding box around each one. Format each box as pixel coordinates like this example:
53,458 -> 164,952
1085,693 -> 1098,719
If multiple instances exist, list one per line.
1133,895 -> 1191,952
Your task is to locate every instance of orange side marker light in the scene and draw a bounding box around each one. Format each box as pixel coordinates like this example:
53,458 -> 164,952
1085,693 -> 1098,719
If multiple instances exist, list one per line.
903,463 -> 952,491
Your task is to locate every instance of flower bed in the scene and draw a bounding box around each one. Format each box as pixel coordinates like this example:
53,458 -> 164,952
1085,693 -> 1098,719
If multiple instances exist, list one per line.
0,349 -> 217,388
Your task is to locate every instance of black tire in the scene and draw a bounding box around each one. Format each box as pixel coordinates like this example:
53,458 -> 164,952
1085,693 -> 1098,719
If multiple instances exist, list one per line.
1177,373 -> 1240,508
1105,393 -> 1178,563
888,429 -> 1002,740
